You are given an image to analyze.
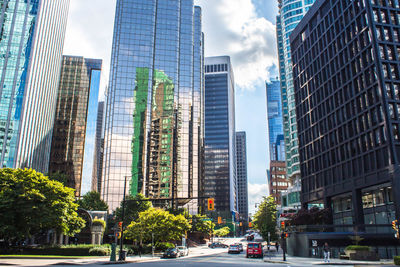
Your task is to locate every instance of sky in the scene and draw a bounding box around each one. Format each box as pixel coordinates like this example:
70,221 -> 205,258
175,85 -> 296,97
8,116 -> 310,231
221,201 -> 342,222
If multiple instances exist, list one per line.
63,0 -> 280,216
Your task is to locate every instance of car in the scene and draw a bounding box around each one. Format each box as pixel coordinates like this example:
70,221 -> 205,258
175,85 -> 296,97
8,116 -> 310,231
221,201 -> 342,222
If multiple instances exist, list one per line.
176,246 -> 189,256
162,247 -> 181,258
235,243 -> 243,252
246,242 -> 263,258
208,242 -> 228,248
247,234 -> 254,241
228,244 -> 240,254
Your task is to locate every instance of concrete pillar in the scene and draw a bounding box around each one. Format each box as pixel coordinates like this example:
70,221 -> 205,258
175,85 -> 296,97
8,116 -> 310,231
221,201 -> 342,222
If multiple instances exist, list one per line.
352,189 -> 364,229
91,233 -> 95,245
59,233 -> 64,245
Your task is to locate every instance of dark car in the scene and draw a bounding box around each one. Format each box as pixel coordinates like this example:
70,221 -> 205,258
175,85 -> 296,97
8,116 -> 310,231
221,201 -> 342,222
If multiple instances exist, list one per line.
162,248 -> 181,258
208,242 -> 228,248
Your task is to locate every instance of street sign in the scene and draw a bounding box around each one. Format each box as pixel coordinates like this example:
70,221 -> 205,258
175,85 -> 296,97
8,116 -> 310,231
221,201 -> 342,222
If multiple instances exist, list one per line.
201,218 -> 212,221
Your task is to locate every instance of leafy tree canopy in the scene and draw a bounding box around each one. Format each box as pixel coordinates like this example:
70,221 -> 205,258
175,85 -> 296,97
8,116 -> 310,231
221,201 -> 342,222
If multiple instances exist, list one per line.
253,196 -> 278,241
114,193 -> 152,225
214,226 -> 230,237
191,214 -> 215,235
288,207 -> 332,226
125,207 -> 191,244
0,168 -> 85,242
47,171 -> 70,186
77,191 -> 108,211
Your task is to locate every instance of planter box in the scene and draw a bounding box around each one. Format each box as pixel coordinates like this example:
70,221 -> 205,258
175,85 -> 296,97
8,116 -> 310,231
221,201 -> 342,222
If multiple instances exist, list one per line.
345,250 -> 380,261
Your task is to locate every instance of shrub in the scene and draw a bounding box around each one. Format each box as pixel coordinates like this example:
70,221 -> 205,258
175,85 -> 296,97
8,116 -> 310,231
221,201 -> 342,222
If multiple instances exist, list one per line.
394,256 -> 400,265
345,245 -> 370,251
89,247 -> 110,256
6,244 -> 112,256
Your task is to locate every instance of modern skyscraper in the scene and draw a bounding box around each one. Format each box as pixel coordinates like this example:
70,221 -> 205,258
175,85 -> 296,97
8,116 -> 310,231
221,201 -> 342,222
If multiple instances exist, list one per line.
0,0 -> 70,172
266,79 -> 285,162
291,0 -> 400,225
236,131 -> 248,228
204,56 -> 237,221
49,56 -> 102,197
269,161 -> 288,206
102,0 -> 204,211
277,0 -> 316,181
92,101 -> 105,193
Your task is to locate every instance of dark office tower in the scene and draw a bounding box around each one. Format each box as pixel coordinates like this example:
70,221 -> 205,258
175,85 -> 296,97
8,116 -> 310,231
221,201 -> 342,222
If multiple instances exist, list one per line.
102,0 -> 204,211
236,131 -> 248,228
49,56 -> 102,197
92,101 -> 105,193
291,0 -> 400,225
0,0 -> 70,172
204,56 -> 237,220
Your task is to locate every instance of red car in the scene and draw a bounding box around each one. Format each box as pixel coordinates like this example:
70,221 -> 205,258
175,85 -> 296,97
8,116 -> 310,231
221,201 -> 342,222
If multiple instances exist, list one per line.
246,242 -> 263,258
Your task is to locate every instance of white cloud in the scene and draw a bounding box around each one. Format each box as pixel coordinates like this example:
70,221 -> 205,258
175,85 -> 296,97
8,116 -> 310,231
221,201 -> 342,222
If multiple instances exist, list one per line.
63,0 -> 116,100
195,0 -> 278,89
247,183 -> 269,217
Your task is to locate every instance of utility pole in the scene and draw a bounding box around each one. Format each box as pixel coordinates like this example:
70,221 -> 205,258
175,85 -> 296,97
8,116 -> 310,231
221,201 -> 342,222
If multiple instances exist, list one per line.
118,176 -> 127,261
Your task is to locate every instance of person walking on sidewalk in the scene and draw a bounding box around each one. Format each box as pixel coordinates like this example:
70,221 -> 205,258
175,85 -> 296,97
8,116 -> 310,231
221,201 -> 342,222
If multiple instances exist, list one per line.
275,242 -> 280,252
323,242 -> 330,263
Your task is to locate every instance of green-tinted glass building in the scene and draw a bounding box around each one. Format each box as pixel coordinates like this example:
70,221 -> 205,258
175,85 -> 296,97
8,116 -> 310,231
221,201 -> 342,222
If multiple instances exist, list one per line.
0,0 -> 70,172
102,0 -> 204,212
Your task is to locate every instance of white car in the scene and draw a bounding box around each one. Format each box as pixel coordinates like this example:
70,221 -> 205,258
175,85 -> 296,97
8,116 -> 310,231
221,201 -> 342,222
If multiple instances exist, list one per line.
176,246 -> 189,256
228,244 -> 240,254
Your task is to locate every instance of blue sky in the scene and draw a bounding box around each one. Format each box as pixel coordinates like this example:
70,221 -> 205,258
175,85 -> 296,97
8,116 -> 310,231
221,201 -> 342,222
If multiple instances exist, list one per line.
64,0 -> 280,215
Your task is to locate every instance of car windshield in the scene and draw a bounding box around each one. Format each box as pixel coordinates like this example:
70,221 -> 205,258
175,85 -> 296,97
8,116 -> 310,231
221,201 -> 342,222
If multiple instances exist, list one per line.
248,244 -> 259,248
230,245 -> 238,248
166,248 -> 177,252
177,246 -> 185,249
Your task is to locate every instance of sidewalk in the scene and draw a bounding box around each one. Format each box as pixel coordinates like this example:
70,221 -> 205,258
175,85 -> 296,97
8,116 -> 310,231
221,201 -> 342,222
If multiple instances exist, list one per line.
262,249 -> 395,266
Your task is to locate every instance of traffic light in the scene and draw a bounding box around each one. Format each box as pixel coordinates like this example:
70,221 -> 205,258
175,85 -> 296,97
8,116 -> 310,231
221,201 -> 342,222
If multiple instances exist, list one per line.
249,222 -> 253,228
115,232 -> 121,239
218,216 -> 222,224
392,220 -> 399,239
118,221 -> 123,231
207,198 -> 215,211
280,221 -> 285,230
240,222 -> 243,226
393,220 -> 398,230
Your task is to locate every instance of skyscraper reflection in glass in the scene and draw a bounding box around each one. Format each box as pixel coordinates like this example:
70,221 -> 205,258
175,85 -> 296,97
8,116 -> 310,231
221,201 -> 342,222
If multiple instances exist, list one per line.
204,56 -> 237,219
49,56 -> 102,197
102,0 -> 204,212
0,0 -> 70,172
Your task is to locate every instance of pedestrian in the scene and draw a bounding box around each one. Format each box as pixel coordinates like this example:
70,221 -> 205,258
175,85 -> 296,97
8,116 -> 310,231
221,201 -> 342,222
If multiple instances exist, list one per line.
275,242 -> 280,252
323,242 -> 330,263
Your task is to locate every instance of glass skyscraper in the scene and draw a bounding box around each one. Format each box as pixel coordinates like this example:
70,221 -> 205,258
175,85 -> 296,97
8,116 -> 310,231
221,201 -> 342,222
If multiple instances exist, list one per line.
277,0 -> 316,180
266,79 -> 285,161
49,56 -> 102,197
102,0 -> 204,211
204,56 -> 237,221
92,101 -> 105,193
236,131 -> 248,231
0,0 -> 70,172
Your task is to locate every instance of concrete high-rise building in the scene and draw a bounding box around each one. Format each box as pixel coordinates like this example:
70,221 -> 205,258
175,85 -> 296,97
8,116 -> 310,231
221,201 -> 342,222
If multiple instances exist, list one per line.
102,0 -> 204,211
204,56 -> 237,222
236,131 -> 248,229
291,0 -> 400,228
92,101 -> 105,193
49,56 -> 102,197
0,0 -> 70,172
266,79 -> 285,162
277,0 -> 316,181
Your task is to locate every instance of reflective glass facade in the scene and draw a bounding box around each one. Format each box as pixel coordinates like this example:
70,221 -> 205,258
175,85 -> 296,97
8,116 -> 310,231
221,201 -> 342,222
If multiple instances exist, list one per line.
49,56 -> 102,197
277,0 -> 316,180
102,0 -> 204,211
92,101 -> 104,193
204,56 -> 237,215
0,0 -> 70,172
236,131 -> 248,224
266,79 -> 285,161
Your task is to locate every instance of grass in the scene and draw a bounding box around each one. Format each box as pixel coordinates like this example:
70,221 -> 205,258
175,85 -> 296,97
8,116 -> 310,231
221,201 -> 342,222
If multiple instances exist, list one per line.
0,255 -> 107,258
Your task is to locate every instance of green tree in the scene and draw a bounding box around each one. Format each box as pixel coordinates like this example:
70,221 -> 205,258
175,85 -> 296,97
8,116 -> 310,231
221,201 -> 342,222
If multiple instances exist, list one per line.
191,214 -> 215,235
114,193 -> 152,225
47,171 -> 69,186
77,191 -> 108,211
125,207 -> 191,244
253,196 -> 278,241
214,226 -> 230,237
0,168 -> 85,242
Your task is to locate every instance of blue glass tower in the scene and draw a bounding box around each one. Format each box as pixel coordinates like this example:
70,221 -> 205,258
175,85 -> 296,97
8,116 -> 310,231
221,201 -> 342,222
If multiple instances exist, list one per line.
277,0 -> 316,180
266,79 -> 285,161
102,0 -> 204,211
0,0 -> 70,172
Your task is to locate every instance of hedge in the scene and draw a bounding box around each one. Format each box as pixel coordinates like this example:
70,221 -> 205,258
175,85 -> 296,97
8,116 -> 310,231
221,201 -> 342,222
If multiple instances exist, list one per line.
394,256 -> 400,265
3,245 -> 111,256
345,245 -> 370,251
